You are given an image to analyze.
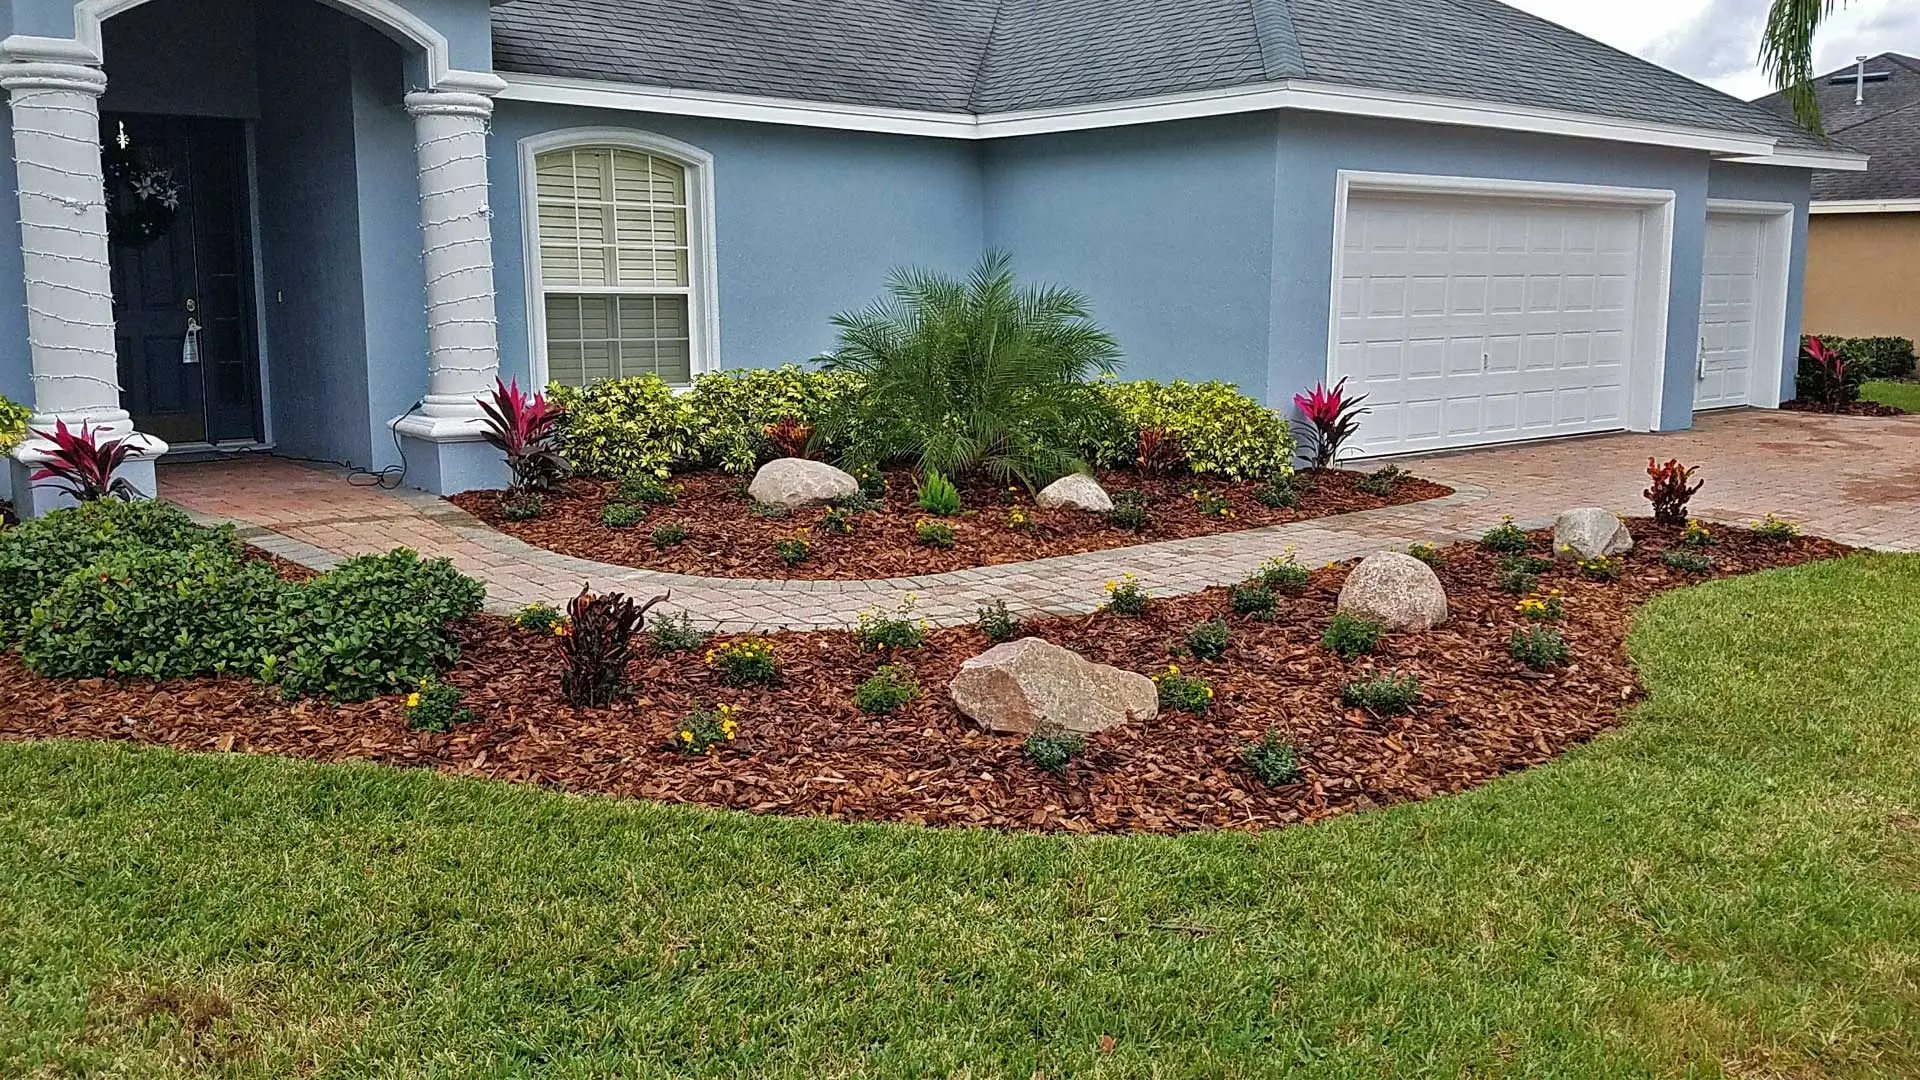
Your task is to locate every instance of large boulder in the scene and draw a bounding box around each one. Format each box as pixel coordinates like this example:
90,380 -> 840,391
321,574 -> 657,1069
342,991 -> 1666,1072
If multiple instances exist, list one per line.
1034,473 -> 1113,513
1336,551 -> 1448,632
1553,507 -> 1633,561
949,637 -> 1157,736
747,457 -> 859,509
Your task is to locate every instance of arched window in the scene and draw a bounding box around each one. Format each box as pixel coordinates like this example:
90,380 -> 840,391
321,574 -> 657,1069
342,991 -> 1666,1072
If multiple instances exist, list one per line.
523,131 -> 717,386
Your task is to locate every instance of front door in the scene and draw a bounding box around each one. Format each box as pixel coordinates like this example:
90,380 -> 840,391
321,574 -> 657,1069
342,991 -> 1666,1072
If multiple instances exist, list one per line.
102,113 -> 262,446
1695,213 -> 1766,410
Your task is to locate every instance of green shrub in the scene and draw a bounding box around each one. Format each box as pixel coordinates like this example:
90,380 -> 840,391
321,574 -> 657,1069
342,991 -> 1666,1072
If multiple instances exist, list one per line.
1102,573 -> 1150,616
820,506 -> 857,535
1106,492 -> 1149,531
22,544 -> 283,680
512,602 -> 566,634
601,502 -> 647,528
1509,626 -> 1569,670
1242,730 -> 1301,786
855,599 -> 928,652
264,549 -> 484,701
1254,554 -> 1311,594
1575,554 -> 1624,582
1229,582 -> 1277,618
915,469 -> 962,515
1751,513 -> 1799,540
854,664 -> 920,714
1181,618 -> 1231,660
773,532 -> 811,566
977,600 -> 1021,642
1355,465 -> 1405,497
616,474 -> 678,505
0,500 -> 240,637
0,395 -> 29,455
1322,613 -> 1384,659
651,521 -> 690,548
1023,730 -> 1084,776
1660,549 -> 1713,574
1252,476 -> 1299,508
1480,516 -> 1531,553
499,492 -> 543,521
682,366 -> 863,474
913,519 -> 955,548
403,675 -> 472,733
1498,566 -> 1538,595
1340,669 -> 1420,714
1153,664 -> 1214,714
1800,334 -> 1916,389
670,703 -> 739,753
1074,379 -> 1296,480
649,610 -> 709,654
707,637 -> 777,685
1406,542 -> 1445,568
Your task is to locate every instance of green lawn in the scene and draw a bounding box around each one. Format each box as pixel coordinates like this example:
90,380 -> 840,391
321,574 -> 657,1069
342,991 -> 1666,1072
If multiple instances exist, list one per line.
1861,380 -> 1920,412
4,556 -> 1919,1078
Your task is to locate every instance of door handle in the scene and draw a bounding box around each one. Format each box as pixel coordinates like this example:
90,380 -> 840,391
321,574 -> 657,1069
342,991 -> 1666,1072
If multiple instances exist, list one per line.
181,315 -> 202,365
1696,337 -> 1706,380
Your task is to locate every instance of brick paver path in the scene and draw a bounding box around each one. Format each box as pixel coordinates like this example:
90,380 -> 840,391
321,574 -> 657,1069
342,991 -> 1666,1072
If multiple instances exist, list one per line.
158,409 -> 1920,630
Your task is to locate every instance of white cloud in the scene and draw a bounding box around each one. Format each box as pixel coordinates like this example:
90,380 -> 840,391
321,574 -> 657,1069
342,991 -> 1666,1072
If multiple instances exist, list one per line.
1502,0 -> 1920,100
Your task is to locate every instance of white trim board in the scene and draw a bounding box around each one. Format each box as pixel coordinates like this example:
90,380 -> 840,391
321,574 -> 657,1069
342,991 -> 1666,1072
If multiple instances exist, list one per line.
1700,198 -> 1794,412
495,71 -> 1851,163
516,127 -> 722,390
1810,198 -> 1920,214
1324,169 -> 1678,449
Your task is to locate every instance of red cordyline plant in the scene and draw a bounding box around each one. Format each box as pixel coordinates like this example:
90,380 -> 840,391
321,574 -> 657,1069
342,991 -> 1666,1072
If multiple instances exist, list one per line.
762,416 -> 815,459
28,418 -> 139,502
1803,336 -> 1852,410
479,377 -> 570,493
1134,425 -> 1185,476
1644,457 -> 1703,526
1293,378 -> 1369,469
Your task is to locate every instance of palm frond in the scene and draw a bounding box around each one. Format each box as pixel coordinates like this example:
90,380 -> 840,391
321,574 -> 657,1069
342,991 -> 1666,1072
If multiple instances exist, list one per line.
1761,0 -> 1843,135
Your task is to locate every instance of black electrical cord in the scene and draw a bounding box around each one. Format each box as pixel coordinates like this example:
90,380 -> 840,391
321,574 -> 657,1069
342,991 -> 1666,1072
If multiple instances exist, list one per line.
254,397 -> 423,490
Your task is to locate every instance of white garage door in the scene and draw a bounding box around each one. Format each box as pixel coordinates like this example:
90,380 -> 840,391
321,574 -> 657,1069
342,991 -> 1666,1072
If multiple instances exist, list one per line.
1333,193 -> 1645,457
1695,213 -> 1766,410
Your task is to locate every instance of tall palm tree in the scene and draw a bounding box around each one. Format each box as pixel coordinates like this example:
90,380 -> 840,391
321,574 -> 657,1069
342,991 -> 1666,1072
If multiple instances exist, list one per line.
1761,0 -> 1845,135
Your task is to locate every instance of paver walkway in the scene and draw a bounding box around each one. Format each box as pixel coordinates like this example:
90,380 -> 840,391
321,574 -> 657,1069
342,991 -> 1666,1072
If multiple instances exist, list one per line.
158,409 -> 1920,630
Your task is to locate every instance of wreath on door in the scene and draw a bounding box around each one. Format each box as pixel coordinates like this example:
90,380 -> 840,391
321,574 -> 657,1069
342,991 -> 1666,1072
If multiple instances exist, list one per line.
101,142 -> 180,247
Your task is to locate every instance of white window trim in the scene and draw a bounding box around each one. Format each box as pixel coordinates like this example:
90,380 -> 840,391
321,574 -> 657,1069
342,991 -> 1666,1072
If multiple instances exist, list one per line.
1701,198 -> 1795,412
1325,169 -> 1678,447
518,127 -> 721,388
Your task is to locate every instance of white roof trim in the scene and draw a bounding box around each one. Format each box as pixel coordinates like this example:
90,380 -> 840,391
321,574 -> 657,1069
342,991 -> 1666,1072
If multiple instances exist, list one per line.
1810,198 -> 1920,214
1722,147 -> 1870,171
497,71 -> 1786,157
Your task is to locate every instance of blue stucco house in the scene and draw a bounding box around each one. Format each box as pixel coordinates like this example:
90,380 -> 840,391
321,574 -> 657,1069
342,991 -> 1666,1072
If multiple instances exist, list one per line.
0,0 -> 1865,513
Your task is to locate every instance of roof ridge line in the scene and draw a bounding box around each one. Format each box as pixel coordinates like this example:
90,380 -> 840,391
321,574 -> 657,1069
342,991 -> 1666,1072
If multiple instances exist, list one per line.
968,0 -> 1012,113
1249,0 -> 1307,80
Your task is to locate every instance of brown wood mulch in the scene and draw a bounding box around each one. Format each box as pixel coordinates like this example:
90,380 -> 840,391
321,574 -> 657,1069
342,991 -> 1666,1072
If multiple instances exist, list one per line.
447,467 -> 1454,580
1780,398 -> 1908,417
0,519 -> 1851,835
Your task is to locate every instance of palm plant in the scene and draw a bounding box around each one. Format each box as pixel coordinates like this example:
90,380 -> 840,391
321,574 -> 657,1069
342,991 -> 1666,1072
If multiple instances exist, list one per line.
819,250 -> 1120,486
1762,0 -> 1844,134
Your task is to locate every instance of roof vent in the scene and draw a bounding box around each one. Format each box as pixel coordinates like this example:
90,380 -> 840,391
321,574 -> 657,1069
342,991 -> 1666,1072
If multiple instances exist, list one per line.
1829,55 -> 1891,105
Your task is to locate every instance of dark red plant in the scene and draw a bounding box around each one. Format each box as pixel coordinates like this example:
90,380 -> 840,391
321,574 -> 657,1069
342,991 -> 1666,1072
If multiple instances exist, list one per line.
559,585 -> 668,708
762,416 -> 816,460
1134,425 -> 1185,476
480,377 -> 570,493
1293,378 -> 1370,469
1804,336 -> 1852,410
28,418 -> 138,502
1644,457 -> 1703,526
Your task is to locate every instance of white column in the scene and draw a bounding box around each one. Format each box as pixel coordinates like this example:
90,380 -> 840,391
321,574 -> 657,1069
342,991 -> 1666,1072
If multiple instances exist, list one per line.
396,89 -> 500,439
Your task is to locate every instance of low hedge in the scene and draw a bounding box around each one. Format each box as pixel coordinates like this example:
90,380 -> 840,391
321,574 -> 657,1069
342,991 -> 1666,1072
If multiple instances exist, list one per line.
1797,335 -> 1918,401
1072,379 -> 1296,479
0,500 -> 240,636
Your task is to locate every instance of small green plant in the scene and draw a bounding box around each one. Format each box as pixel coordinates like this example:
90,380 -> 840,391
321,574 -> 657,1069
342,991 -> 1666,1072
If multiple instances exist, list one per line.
617,474 -> 678,505
1660,549 -> 1713,574
1497,566 -> 1539,596
1502,553 -> 1555,574
1242,730 -> 1301,786
499,491 -> 543,521
1340,669 -> 1420,715
403,675 -> 472,733
511,602 -> 567,634
1513,590 -> 1564,621
773,530 -> 812,566
1406,542 -> 1445,568
1480,515 -> 1531,553
1322,613 -> 1384,659
1575,554 -> 1624,581
914,518 -> 956,548
1153,664 -> 1215,714
649,610 -> 709,654
707,637 -> 777,685
834,488 -> 882,514
1510,626 -> 1570,669
601,502 -> 647,528
1189,488 -> 1235,519
749,502 -> 791,519
1181,618 -> 1231,660
1355,464 -> 1405,497
1106,491 -> 1149,532
1102,572 -> 1150,616
1229,582 -> 1277,619
820,505 -> 857,535
855,598 -> 929,652
854,663 -> 920,714
1023,730 -> 1085,776
1751,513 -> 1799,540
671,703 -> 738,753
1005,506 -> 1033,531
915,469 -> 963,516
1252,476 -> 1298,509
1681,519 -> 1714,547
977,599 -> 1022,642
651,520 -> 690,549
1254,552 -> 1311,594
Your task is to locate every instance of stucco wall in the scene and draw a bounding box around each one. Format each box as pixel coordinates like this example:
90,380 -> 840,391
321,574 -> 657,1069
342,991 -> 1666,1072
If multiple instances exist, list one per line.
98,0 -> 260,119
1802,212 -> 1920,346
1706,161 -> 1811,404
488,102 -> 986,387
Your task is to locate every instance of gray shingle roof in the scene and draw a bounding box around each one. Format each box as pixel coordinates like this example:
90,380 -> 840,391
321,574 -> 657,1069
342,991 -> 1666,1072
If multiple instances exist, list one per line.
1755,54 -> 1920,199
490,0 -> 1831,153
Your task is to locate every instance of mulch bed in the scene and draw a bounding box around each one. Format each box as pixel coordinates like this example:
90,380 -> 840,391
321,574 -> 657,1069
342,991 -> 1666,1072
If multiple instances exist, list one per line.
0,520 -> 1851,835
448,467 -> 1453,580
1780,398 -> 1908,417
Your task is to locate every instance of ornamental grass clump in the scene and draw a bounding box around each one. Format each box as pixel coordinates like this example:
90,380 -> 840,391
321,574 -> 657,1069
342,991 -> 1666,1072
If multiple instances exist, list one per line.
976,600 -> 1022,642
708,637 -> 778,685
1509,625 -> 1570,670
1480,515 -> 1531,553
1153,664 -> 1215,714
403,675 -> 472,733
511,602 -> 566,634
670,703 -> 738,754
1181,618 -> 1231,660
1102,573 -> 1150,616
648,610 -> 709,654
558,586 -> 666,708
854,664 -> 920,714
854,598 -> 928,653
1322,613 -> 1384,659
1023,730 -> 1085,776
1242,730 -> 1301,786
1340,669 -> 1420,715
1644,457 -> 1703,526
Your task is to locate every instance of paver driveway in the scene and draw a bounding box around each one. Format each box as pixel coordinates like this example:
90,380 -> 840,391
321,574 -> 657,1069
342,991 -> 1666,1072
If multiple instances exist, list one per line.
158,409 -> 1920,629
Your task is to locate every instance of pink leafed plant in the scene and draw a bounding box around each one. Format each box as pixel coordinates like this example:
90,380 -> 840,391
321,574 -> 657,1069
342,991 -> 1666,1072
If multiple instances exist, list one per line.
1803,336 -> 1853,410
479,377 -> 570,493
1293,377 -> 1370,469
28,418 -> 139,502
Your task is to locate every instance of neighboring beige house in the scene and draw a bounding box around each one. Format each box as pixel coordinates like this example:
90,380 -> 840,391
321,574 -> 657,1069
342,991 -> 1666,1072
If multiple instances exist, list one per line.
1761,53 -> 1920,344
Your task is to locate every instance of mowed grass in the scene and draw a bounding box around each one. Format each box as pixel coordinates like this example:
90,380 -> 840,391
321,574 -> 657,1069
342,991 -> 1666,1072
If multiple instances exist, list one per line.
1860,380 -> 1920,413
4,556 -> 1919,1078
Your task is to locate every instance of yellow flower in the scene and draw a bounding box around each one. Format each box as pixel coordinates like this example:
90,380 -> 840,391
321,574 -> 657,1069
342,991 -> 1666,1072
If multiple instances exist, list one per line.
1105,580 -> 1117,591
405,692 -> 421,708
552,623 -> 567,636
1203,686 -> 1215,698
1167,664 -> 1180,675
681,730 -> 694,743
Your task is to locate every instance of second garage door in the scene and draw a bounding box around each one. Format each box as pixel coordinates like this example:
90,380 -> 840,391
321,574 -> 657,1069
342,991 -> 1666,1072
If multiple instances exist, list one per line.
1333,191 -> 1647,457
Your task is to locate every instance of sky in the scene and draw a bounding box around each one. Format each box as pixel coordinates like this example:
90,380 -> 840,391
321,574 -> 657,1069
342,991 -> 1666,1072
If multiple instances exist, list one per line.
1504,0 -> 1920,101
